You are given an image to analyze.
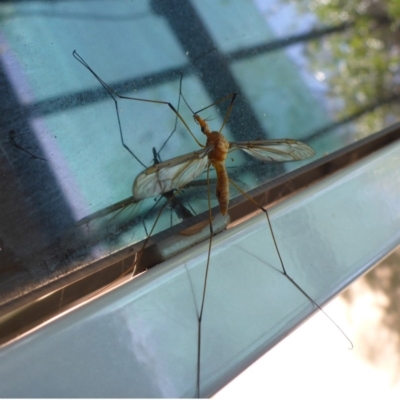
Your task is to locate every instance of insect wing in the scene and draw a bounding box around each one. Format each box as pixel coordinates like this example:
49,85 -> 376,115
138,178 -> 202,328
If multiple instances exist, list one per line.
63,196 -> 143,253
230,139 -> 315,162
133,147 -> 212,200
76,196 -> 140,227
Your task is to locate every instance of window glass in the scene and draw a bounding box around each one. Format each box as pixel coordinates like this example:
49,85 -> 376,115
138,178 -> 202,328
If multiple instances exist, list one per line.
1,0 -> 398,303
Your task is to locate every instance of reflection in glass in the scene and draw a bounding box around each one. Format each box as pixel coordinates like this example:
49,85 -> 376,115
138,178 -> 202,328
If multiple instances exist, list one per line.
0,0 -> 398,342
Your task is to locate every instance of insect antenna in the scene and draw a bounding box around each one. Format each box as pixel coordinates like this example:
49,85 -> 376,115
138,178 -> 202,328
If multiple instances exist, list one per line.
179,80 -> 237,136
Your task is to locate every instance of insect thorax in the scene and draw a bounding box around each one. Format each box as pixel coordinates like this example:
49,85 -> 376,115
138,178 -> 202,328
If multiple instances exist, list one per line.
206,131 -> 229,163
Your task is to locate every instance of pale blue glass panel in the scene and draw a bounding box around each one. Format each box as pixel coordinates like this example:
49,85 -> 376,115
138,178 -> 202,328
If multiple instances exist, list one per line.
1,140 -> 400,397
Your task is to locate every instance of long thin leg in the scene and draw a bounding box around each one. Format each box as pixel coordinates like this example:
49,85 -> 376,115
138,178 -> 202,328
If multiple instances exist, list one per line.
157,74 -> 184,156
131,184 -> 195,276
196,164 -> 214,398
73,51 -> 204,151
228,178 -> 353,349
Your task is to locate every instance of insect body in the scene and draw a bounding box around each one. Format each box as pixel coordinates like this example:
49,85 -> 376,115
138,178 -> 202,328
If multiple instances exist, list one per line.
73,51 -> 347,398
129,109 -> 316,398
133,113 -> 315,216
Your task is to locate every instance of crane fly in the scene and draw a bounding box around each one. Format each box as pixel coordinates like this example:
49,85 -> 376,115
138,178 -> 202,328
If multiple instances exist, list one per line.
73,51 -> 351,398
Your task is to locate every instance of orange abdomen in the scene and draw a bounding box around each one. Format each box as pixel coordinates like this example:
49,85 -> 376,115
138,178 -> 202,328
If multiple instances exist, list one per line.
205,131 -> 230,215
212,161 -> 229,215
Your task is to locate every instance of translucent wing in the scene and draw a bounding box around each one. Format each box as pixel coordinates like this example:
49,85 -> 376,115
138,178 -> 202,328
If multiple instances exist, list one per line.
133,147 -> 212,200
59,196 -> 143,264
76,196 -> 140,227
71,196 -> 143,244
229,139 -> 315,162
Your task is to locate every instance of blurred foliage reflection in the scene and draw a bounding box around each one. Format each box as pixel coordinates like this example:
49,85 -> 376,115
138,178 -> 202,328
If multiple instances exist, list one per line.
291,0 -> 400,139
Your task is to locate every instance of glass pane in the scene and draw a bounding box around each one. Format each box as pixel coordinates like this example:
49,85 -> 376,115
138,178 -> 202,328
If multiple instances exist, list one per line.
2,138 -> 400,397
1,0 -> 398,329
